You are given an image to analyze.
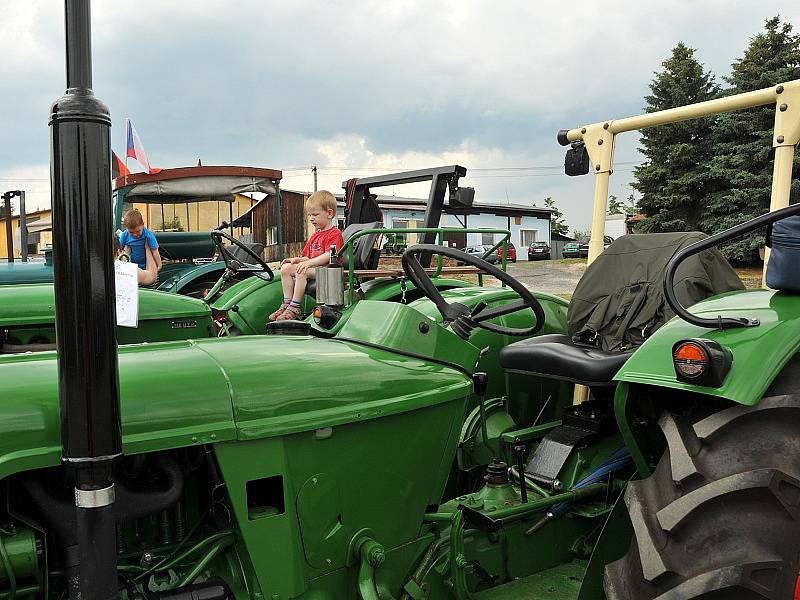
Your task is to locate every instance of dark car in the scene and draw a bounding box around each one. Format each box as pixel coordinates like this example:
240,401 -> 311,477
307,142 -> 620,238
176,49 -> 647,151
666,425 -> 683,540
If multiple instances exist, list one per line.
497,242 -> 517,263
460,245 -> 500,265
562,241 -> 581,258
578,236 -> 614,258
527,241 -> 551,261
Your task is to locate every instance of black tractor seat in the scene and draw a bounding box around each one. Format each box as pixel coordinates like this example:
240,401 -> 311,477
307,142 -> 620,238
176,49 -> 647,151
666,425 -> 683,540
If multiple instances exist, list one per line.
499,334 -> 633,387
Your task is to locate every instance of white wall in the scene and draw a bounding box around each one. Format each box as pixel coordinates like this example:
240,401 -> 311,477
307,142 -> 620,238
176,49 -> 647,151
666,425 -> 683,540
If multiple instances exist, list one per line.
335,206 -> 550,259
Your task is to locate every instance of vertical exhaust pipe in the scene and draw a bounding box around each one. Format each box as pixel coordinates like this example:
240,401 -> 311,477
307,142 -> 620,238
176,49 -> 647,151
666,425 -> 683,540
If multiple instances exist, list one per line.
50,1 -> 122,598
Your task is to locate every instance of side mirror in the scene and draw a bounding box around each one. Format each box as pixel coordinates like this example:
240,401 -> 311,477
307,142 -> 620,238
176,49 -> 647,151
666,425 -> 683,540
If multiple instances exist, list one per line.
451,186 -> 475,207
564,142 -> 590,176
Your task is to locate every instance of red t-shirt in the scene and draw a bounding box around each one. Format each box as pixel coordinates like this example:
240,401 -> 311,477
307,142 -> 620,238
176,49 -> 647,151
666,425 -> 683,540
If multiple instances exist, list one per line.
302,227 -> 345,259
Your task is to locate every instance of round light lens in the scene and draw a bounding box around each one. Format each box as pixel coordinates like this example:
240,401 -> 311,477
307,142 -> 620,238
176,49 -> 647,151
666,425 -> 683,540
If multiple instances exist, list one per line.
674,342 -> 709,379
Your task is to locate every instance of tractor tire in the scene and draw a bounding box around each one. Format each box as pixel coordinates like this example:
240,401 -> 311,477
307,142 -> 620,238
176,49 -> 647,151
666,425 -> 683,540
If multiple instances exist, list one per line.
604,394 -> 800,600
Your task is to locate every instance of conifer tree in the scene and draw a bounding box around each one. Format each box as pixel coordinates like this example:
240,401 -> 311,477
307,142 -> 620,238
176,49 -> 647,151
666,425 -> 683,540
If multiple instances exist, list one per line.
633,44 -> 718,233
703,17 -> 800,263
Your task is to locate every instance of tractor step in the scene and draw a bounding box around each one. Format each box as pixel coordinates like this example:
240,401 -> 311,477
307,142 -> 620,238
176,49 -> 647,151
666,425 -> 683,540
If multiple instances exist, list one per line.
474,560 -> 586,599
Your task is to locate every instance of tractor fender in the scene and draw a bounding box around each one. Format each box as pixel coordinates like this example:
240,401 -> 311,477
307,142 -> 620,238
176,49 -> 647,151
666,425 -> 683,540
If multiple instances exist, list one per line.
615,289 -> 800,406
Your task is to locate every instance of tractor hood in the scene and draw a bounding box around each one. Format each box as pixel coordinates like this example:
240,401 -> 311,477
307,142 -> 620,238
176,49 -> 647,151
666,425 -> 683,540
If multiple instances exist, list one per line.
0,335 -> 471,479
0,283 -> 210,326
0,261 -> 54,285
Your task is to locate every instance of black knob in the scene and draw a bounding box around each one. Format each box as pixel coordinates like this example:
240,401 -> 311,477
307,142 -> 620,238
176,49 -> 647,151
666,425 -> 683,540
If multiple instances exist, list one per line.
473,372 -> 489,397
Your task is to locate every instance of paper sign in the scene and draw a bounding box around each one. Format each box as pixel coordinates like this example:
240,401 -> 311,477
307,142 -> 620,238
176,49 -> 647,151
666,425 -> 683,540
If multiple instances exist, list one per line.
115,261 -> 139,328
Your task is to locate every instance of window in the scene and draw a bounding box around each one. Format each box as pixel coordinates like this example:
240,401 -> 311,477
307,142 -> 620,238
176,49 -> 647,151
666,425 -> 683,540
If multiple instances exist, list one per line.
265,226 -> 278,246
481,232 -> 495,245
520,229 -> 539,247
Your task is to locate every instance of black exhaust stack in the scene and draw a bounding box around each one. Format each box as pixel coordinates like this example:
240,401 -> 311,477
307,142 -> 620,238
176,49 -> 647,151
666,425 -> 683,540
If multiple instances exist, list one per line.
50,1 -> 122,598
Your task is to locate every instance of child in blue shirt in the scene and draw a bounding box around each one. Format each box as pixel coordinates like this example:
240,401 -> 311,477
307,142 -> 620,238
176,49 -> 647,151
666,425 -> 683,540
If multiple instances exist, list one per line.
118,208 -> 161,285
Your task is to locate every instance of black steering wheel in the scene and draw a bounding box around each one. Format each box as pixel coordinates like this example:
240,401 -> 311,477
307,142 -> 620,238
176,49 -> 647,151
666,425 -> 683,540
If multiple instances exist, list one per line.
211,229 -> 274,281
401,244 -> 545,338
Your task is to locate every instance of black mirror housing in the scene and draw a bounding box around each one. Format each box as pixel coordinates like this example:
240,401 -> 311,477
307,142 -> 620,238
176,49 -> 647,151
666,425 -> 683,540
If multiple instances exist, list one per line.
565,142 -> 590,176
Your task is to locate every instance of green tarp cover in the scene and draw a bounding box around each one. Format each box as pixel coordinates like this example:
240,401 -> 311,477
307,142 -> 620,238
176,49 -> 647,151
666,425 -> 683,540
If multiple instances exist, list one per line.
568,232 -> 745,351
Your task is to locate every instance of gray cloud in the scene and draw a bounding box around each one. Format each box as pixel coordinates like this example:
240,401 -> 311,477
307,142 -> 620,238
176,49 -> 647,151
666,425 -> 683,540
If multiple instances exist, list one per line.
2,1 -> 798,229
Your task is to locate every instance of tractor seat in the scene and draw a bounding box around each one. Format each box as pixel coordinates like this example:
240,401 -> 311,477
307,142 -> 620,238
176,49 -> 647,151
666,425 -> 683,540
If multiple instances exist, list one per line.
499,334 -> 633,387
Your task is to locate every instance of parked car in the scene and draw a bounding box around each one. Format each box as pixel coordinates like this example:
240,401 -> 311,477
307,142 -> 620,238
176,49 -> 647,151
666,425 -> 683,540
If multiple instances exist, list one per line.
527,241 -> 551,260
496,242 -> 517,263
578,235 -> 615,258
562,241 -> 581,258
460,245 -> 500,264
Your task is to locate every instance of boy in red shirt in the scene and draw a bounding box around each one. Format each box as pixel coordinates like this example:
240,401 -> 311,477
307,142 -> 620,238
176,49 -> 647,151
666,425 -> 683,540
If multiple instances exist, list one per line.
270,190 -> 345,321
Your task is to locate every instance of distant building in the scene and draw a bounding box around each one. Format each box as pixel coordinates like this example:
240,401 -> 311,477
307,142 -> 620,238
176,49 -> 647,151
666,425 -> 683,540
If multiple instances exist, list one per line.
550,231 -> 577,260
0,208 -> 53,259
605,213 -> 628,239
333,194 -> 552,260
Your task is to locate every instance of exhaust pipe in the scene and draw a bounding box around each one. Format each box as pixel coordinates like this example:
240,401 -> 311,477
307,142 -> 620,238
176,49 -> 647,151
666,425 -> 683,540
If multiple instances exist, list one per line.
50,1 -> 122,598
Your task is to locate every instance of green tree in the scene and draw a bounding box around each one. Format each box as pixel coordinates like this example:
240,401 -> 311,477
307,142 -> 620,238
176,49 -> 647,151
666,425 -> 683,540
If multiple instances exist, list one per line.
608,193 -> 638,216
633,43 -> 719,233
703,17 -> 800,263
607,195 -> 623,215
160,216 -> 184,231
572,228 -> 589,241
544,196 -> 569,236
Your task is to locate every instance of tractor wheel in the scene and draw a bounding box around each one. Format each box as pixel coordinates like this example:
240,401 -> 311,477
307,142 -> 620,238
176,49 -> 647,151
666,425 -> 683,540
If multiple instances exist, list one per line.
605,394 -> 800,599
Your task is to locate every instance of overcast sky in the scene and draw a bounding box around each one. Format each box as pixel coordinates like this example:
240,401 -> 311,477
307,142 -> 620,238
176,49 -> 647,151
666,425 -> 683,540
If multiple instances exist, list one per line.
2,1 -> 799,231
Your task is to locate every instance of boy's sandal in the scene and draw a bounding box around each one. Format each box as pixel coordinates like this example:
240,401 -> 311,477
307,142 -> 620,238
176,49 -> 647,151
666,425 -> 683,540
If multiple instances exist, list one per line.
268,303 -> 289,321
275,305 -> 302,321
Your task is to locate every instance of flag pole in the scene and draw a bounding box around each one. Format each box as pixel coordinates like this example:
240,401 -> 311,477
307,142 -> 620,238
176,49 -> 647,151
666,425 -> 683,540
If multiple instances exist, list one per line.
124,118 -> 130,174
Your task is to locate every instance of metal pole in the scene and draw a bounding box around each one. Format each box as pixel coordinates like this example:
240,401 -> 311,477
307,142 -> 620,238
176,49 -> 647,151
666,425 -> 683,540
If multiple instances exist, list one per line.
275,183 -> 284,261
2,193 -> 13,263
763,144 -> 796,286
51,1 -> 121,598
313,166 -> 318,192
19,191 -> 28,262
587,172 -> 611,263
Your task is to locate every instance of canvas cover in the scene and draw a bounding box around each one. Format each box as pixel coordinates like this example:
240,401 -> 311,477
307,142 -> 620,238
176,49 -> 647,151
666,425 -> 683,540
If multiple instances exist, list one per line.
568,232 -> 744,351
125,176 -> 276,204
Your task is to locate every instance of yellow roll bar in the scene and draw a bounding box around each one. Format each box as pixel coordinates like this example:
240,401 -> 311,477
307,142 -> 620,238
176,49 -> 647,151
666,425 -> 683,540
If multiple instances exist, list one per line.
560,80 -> 800,402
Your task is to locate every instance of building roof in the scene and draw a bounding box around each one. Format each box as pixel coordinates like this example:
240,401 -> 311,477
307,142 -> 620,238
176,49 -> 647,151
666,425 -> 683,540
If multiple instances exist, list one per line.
552,232 -> 576,242
0,208 -> 52,224
328,193 -> 553,219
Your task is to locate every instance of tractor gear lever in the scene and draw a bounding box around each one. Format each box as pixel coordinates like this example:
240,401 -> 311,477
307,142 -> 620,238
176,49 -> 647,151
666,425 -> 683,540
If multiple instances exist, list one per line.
472,372 -> 489,397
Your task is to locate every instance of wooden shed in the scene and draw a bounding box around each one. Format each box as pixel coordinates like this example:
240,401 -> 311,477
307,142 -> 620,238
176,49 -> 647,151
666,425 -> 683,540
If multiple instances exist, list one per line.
232,189 -> 309,262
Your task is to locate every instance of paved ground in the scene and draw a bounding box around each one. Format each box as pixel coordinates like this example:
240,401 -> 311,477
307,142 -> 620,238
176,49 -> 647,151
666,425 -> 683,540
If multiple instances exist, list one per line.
478,259 -> 587,297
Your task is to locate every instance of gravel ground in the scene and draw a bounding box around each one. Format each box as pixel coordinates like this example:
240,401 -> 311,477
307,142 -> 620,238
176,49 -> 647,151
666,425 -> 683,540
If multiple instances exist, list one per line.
479,259 -> 587,297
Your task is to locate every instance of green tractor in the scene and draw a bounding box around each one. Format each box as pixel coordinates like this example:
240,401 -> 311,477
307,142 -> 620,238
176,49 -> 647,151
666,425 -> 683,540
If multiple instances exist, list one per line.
0,165 -> 517,351
8,3 -> 800,599
382,233 -> 408,255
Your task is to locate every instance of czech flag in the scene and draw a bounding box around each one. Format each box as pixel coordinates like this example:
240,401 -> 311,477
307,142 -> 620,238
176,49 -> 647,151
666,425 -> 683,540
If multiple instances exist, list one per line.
112,151 -> 130,179
126,119 -> 161,174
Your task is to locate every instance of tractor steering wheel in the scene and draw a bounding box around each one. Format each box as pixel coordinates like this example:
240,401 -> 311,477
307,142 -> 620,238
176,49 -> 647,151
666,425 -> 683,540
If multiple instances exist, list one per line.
211,229 -> 274,281
401,244 -> 545,338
